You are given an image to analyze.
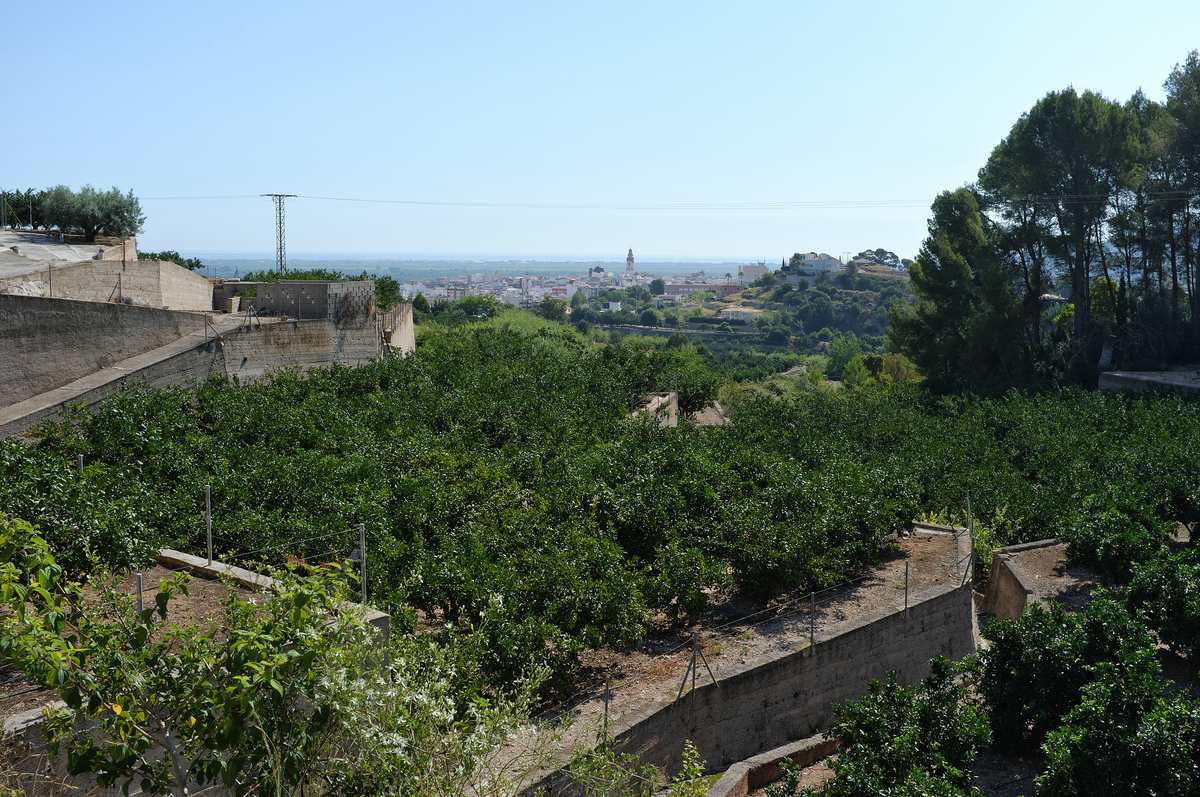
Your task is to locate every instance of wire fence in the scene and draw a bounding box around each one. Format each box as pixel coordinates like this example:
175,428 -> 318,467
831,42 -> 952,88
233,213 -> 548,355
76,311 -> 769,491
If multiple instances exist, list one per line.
531,521 -> 973,730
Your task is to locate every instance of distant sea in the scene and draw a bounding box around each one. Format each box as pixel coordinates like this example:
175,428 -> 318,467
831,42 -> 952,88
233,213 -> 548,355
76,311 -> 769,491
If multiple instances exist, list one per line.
199,257 -> 753,282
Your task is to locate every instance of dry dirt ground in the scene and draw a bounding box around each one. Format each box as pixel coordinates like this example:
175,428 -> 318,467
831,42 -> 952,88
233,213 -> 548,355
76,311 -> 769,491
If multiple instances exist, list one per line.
0,565 -> 258,722
1005,542 -> 1098,613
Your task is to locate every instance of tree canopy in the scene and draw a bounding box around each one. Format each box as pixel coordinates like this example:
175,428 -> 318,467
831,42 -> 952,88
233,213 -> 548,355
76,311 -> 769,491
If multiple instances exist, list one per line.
892,51 -> 1200,389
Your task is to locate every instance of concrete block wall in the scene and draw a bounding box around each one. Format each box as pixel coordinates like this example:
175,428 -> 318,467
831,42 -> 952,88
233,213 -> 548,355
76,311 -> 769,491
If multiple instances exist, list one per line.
0,295 -> 208,407
982,538 -> 1063,619
250,281 -> 375,323
528,581 -> 975,795
327,281 -> 376,325
1,303 -> 387,438
0,342 -> 222,437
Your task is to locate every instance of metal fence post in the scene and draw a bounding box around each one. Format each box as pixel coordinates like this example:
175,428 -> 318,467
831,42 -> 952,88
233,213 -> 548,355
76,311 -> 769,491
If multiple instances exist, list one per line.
77,454 -> 84,472
357,523 -> 368,604
205,484 -> 213,565
809,591 -> 816,653
905,561 -> 910,613
135,572 -> 144,615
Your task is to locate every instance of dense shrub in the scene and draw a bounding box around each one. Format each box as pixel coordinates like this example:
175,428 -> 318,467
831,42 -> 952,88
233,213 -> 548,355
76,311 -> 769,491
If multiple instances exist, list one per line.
6,320 -> 1200,694
1060,500 -> 1171,582
1126,552 -> 1200,657
979,596 -> 1155,750
1039,647 -> 1200,796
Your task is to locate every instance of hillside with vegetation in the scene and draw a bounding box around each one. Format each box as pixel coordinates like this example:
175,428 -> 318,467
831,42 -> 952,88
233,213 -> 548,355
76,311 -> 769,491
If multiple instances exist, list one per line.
3,294 -> 1200,789
3,48 -> 1200,797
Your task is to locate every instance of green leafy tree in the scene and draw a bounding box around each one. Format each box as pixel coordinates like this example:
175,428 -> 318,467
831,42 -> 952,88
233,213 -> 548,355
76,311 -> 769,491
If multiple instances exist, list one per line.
535,296 -> 568,322
0,514 -> 542,797
139,250 -> 204,271
888,189 -> 1027,391
1126,553 -> 1200,656
980,596 -> 1155,750
1039,647 -> 1200,797
649,278 -> 666,296
37,185 -> 144,241
826,334 -> 862,379
784,658 -> 988,797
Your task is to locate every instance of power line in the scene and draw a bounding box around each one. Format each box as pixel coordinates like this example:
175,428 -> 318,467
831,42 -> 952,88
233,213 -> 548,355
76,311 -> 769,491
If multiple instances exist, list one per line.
134,189 -> 1200,212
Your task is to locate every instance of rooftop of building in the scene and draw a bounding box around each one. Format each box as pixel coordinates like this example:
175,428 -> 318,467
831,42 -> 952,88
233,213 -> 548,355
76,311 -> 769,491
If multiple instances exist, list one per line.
0,229 -> 133,279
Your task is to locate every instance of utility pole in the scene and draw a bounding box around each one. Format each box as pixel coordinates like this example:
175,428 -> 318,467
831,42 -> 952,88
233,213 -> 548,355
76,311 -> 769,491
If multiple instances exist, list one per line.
261,194 -> 297,273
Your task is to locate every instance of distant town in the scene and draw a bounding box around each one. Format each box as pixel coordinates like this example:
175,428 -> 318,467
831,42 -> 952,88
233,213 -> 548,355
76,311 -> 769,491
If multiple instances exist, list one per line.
300,249 -> 901,309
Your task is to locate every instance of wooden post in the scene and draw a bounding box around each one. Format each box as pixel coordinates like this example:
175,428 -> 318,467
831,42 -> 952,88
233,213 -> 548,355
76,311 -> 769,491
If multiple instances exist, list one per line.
357,523 -> 368,604
205,484 -> 213,565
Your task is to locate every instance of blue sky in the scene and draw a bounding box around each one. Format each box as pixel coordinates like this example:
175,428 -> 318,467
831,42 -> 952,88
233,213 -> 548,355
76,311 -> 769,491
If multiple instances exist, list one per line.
3,1 -> 1198,260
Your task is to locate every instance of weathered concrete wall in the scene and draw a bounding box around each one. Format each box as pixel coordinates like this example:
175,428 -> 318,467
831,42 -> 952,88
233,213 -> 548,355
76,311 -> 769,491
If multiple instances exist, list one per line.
0,295 -> 208,407
380,302 -> 415,354
1,303 -> 386,438
528,581 -> 975,795
631,392 -> 679,427
156,261 -> 214,310
0,259 -> 211,311
249,281 -> 376,322
222,319 -> 380,383
0,336 -> 223,438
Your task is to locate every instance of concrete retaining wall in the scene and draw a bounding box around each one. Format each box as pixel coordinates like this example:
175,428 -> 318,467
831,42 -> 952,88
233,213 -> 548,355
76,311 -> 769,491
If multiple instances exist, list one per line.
222,319 -> 380,383
0,340 -> 222,437
528,580 -> 976,795
0,294 -> 208,406
1,304 -> 387,438
380,302 -> 415,354
982,538 -> 1062,619
705,734 -> 838,797
1098,370 -> 1200,396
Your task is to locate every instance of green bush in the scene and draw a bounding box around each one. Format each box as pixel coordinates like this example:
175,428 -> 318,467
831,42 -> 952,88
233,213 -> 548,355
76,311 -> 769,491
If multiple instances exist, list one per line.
1061,501 -> 1170,583
980,596 -> 1155,750
1126,553 -> 1200,657
1039,647 -> 1200,796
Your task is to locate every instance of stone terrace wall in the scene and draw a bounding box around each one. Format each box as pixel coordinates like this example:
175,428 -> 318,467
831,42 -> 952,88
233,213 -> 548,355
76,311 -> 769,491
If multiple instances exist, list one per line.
0,295 -> 208,407
528,580 -> 975,795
